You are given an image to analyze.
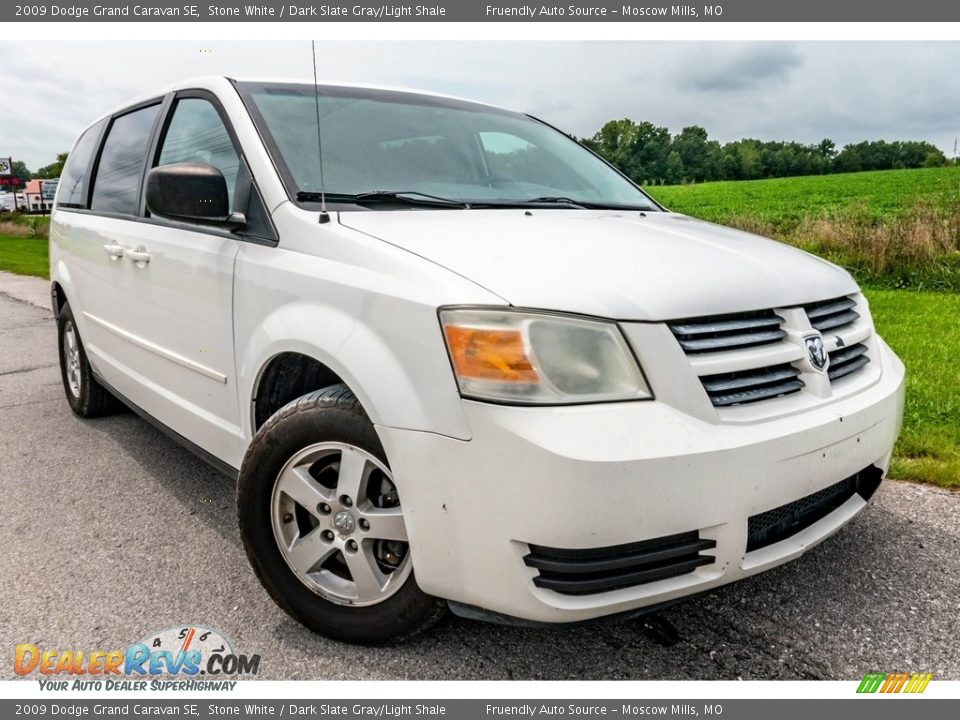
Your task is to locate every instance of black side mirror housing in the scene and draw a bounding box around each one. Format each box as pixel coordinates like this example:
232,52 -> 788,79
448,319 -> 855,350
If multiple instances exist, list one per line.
145,163 -> 244,228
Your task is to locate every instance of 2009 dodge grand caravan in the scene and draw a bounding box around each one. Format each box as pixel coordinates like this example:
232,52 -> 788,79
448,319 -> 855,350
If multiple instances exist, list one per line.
50,76 -> 905,643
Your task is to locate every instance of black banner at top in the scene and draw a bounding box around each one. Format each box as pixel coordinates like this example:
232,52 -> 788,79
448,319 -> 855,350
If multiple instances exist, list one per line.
5,0 -> 960,22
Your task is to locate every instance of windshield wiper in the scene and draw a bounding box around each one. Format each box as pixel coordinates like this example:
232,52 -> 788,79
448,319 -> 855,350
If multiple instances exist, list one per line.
476,197 -> 657,211
296,190 -> 468,208
522,196 -> 590,209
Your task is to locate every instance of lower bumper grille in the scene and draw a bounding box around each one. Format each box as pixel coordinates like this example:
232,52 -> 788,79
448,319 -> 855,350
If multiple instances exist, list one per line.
524,531 -> 716,595
746,465 -> 883,552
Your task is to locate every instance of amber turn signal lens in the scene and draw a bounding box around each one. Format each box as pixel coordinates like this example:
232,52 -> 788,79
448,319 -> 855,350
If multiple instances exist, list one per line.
443,326 -> 539,383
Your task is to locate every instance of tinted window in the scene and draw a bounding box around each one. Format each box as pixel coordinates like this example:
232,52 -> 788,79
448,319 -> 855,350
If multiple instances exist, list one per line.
157,98 -> 240,208
239,82 -> 656,210
91,104 -> 161,215
57,118 -> 107,209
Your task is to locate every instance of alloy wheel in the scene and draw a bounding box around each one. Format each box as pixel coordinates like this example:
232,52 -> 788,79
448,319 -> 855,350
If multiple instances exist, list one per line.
270,442 -> 412,607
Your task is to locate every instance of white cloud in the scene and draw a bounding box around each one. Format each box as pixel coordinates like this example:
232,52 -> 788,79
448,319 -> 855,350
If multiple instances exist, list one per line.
1,41 -> 958,170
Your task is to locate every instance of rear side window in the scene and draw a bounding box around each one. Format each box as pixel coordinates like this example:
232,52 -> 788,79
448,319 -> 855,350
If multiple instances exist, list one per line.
156,98 -> 240,208
91,104 -> 161,215
57,118 -> 107,209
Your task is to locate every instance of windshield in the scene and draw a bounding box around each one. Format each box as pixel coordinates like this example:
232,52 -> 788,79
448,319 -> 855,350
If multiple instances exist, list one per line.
236,82 -> 658,210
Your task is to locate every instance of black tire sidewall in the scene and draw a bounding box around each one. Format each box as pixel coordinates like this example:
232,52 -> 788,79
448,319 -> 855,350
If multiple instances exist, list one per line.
237,390 -> 443,644
57,302 -> 93,416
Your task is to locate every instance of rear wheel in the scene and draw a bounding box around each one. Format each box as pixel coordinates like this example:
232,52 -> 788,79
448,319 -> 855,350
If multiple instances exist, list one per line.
237,385 -> 445,644
57,302 -> 118,418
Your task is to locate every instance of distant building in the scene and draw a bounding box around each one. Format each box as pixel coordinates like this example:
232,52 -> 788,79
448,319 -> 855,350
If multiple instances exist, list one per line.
0,192 -> 21,212
21,179 -> 58,213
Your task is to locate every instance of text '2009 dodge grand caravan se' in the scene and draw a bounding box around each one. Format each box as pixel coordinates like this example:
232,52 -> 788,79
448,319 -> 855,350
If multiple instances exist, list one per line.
50,76 -> 904,643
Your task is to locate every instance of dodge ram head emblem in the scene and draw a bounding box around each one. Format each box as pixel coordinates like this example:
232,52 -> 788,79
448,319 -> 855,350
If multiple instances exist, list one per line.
805,334 -> 828,372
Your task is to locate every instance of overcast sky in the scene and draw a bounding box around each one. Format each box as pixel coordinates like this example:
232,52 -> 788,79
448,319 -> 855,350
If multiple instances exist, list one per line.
1,41 -> 959,170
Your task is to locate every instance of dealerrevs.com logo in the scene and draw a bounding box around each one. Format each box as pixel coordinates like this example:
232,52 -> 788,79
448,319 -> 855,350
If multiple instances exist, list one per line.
14,626 -> 261,691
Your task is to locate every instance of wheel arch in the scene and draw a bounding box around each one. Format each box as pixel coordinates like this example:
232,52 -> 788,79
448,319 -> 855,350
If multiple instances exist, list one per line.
49,259 -> 77,320
239,302 -> 471,445
250,350 -> 347,432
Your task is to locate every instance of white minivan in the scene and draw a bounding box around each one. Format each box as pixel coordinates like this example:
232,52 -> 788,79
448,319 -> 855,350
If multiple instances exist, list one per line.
50,76 -> 905,643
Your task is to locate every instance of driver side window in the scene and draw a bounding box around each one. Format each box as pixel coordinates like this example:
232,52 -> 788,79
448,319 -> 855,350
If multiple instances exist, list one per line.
157,98 -> 240,208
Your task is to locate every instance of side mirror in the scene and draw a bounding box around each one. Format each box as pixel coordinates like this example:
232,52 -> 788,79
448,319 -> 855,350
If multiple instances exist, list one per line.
145,162 -> 244,229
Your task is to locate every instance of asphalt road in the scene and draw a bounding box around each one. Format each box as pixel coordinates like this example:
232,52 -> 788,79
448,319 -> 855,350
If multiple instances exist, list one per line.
1,282 -> 958,681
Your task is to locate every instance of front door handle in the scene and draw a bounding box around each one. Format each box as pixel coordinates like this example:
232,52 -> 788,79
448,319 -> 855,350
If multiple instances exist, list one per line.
103,243 -> 124,261
126,246 -> 151,266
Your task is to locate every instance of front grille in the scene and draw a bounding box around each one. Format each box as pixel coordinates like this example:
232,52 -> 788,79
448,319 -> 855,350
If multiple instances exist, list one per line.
804,296 -> 860,333
667,309 -> 786,354
700,363 -> 804,407
828,343 -> 870,381
524,531 -> 716,596
666,294 -> 871,410
746,465 -> 883,552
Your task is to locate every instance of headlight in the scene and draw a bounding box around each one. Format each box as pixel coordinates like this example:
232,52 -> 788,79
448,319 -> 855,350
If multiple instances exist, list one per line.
439,308 -> 652,404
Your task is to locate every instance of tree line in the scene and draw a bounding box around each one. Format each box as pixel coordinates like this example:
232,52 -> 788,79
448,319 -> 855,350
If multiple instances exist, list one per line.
5,125 -> 954,189
578,119 -> 952,185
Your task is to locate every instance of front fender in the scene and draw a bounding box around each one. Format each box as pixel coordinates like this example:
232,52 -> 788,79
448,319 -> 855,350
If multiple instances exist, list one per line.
237,300 -> 472,445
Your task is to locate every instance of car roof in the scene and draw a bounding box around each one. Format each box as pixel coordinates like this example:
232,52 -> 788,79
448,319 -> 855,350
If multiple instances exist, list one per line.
92,75 -> 516,127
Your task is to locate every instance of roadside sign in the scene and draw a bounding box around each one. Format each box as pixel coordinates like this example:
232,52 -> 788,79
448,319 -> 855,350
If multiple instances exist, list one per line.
41,179 -> 59,201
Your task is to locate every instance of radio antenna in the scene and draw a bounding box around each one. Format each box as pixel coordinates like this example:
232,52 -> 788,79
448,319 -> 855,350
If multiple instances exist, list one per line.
311,40 -> 330,224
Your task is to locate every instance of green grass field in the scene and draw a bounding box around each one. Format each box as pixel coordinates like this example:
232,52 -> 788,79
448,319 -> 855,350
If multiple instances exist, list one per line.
868,290 -> 959,488
0,236 -> 48,278
647,165 -> 960,231
647,167 -> 960,291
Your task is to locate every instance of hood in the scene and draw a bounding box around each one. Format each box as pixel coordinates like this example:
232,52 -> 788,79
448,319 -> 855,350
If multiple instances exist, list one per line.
339,209 -> 858,321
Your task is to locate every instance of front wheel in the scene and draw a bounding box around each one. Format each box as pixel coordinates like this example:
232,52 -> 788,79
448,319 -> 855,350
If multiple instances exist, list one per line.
237,385 -> 445,644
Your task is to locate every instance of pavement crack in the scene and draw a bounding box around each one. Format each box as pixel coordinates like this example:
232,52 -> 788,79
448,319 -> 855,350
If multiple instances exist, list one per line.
0,290 -> 52,313
0,398 -> 59,409
0,364 -> 57,377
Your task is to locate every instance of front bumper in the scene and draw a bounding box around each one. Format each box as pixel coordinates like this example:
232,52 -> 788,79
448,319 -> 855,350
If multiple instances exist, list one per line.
377,338 -> 905,624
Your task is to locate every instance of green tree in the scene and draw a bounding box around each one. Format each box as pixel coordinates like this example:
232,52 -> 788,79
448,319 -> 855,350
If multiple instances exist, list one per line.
663,150 -> 684,184
35,152 -> 68,179
588,119 -> 673,184
583,116 -> 948,182
11,160 -> 31,185
672,126 -> 718,182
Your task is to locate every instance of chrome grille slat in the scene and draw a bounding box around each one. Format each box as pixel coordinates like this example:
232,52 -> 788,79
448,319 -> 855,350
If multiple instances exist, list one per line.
669,316 -> 783,335
708,380 -> 805,407
700,363 -> 804,407
701,366 -> 801,393
811,310 -> 860,332
804,296 -> 860,333
805,297 -> 856,319
830,343 -> 868,365
668,309 -> 786,354
677,329 -> 787,353
828,342 -> 871,381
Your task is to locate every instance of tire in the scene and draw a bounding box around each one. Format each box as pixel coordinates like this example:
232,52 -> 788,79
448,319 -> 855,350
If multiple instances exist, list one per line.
57,302 -> 118,418
238,384 -> 446,644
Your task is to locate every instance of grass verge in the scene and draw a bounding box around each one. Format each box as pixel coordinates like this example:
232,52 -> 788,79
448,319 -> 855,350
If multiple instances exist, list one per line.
0,235 -> 49,278
648,167 -> 960,291
866,288 -> 959,489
